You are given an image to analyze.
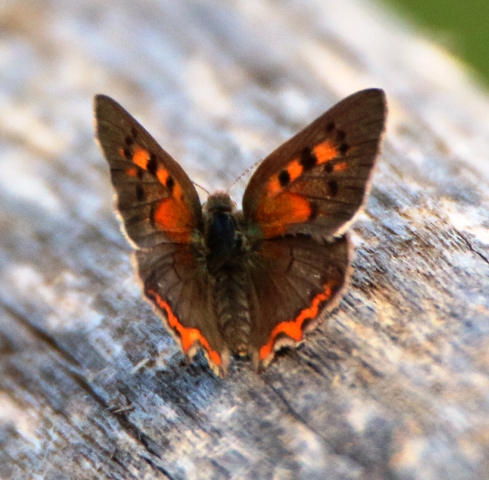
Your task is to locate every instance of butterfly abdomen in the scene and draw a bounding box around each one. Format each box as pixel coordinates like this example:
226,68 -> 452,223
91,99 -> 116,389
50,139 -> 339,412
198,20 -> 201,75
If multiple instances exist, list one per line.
213,266 -> 251,355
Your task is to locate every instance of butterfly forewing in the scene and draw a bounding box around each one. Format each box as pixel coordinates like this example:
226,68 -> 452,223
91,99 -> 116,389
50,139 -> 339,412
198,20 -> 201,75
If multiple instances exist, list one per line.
242,89 -> 387,239
95,95 -> 202,248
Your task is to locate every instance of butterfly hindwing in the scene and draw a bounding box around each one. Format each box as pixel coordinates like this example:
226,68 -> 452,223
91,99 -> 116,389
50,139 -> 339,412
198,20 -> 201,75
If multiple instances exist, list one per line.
95,95 -> 202,248
243,89 -> 387,239
136,244 -> 230,376
246,235 -> 350,368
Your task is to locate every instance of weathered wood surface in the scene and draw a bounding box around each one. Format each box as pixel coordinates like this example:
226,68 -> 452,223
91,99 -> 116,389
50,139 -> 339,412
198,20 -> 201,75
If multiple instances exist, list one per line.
1,0 -> 489,479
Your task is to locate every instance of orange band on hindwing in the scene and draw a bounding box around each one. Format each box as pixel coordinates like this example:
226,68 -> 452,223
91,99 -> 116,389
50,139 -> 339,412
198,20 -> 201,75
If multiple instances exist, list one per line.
259,281 -> 337,361
147,289 -> 222,367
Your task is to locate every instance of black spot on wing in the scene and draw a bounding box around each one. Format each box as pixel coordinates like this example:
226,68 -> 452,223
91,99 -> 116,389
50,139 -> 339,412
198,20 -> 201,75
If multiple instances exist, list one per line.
339,143 -> 349,155
328,179 -> 339,197
278,169 -> 291,187
166,175 -> 175,193
300,147 -> 317,170
136,185 -> 145,202
147,153 -> 158,176
308,202 -> 318,220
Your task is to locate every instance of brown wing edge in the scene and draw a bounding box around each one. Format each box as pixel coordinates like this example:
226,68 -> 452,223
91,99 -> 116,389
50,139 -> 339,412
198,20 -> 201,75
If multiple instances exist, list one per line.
332,89 -> 387,237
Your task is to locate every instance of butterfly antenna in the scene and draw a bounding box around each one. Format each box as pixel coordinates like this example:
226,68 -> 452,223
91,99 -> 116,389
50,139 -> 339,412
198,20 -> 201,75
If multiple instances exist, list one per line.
228,159 -> 262,192
192,182 -> 210,196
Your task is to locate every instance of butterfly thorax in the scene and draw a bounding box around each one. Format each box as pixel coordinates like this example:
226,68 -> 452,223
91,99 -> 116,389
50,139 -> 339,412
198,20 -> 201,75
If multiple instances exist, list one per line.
203,193 -> 242,270
203,192 -> 252,355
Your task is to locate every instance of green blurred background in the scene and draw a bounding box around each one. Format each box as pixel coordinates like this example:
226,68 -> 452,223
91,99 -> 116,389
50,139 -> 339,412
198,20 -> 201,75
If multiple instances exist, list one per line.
385,0 -> 489,85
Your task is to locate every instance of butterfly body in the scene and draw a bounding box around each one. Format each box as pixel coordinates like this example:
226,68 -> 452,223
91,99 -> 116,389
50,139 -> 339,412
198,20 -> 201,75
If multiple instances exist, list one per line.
201,192 -> 252,359
95,89 -> 387,377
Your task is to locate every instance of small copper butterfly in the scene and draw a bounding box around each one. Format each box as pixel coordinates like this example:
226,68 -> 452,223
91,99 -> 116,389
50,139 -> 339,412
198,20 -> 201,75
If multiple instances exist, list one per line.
94,89 -> 387,377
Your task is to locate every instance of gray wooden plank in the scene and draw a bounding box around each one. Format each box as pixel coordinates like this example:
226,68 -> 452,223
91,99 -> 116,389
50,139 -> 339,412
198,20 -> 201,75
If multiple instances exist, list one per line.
1,0 -> 489,479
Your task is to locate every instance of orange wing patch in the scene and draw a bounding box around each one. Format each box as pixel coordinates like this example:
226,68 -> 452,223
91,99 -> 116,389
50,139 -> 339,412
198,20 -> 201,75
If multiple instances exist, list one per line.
118,144 -> 194,241
153,197 -> 194,243
256,140 -> 340,237
156,168 -> 170,185
148,289 -> 222,367
333,161 -> 348,172
313,140 -> 337,165
267,159 -> 301,194
259,280 -> 337,361
132,146 -> 150,169
265,140 -> 338,196
152,168 -> 192,242
255,192 -> 312,237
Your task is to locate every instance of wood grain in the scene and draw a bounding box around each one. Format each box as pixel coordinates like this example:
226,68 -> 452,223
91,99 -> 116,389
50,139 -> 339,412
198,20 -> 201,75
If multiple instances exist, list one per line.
1,0 -> 489,478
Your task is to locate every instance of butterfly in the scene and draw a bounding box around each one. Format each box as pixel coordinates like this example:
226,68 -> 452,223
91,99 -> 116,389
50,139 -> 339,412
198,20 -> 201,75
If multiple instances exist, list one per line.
94,89 -> 387,377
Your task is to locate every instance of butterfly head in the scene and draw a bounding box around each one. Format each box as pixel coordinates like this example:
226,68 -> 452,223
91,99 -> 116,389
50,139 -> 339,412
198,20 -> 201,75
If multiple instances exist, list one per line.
202,192 -> 237,216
